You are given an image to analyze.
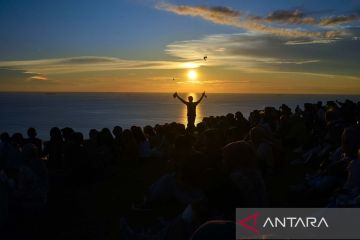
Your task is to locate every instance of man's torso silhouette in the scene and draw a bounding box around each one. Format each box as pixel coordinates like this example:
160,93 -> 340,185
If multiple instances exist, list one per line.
186,102 -> 197,117
186,101 -> 198,128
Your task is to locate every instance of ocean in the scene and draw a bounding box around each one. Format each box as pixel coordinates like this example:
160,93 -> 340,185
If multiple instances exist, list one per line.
0,92 -> 359,139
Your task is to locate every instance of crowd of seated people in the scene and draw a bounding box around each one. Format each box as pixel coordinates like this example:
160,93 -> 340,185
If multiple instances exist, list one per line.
0,99 -> 359,239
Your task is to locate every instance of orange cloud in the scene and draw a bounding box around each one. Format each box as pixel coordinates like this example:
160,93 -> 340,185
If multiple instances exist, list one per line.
28,75 -> 48,81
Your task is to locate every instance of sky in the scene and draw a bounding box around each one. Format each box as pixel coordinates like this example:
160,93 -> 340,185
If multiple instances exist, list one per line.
0,0 -> 359,93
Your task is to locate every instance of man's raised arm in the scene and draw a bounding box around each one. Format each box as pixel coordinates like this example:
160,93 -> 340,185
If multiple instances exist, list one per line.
175,92 -> 187,104
195,92 -> 206,105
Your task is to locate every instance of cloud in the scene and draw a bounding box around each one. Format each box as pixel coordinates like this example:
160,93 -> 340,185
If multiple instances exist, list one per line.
253,9 -> 359,26
261,9 -> 316,25
165,32 -> 360,78
0,67 -> 55,85
156,3 -> 240,24
159,3 -> 240,17
285,39 -> 337,45
28,75 -> 48,81
176,79 -> 250,85
157,2 -> 326,38
0,68 -> 32,84
0,56 -> 205,76
156,2 -> 359,39
319,14 -> 360,26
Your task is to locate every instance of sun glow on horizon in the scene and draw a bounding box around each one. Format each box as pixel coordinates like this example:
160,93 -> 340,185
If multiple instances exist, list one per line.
187,70 -> 197,80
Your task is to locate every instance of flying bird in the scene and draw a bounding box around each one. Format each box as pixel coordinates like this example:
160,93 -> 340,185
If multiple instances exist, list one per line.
203,56 -> 207,61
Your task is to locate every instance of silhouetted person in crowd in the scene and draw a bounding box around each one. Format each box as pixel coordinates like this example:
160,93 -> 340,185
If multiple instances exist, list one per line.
121,129 -> 138,162
174,92 -> 206,129
0,132 -> 11,170
64,132 -> 90,185
249,126 -> 274,173
43,127 -> 64,170
7,133 -> 24,170
84,129 -> 100,166
96,128 -> 116,166
131,126 -> 151,159
19,143 -> 48,204
11,133 -> 24,149
61,127 -> 74,143
16,143 -> 47,238
342,127 -> 360,192
143,125 -> 158,149
112,126 -> 122,144
26,127 -> 42,154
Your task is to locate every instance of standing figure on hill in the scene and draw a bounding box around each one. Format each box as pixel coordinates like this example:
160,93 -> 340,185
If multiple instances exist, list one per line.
174,92 -> 206,129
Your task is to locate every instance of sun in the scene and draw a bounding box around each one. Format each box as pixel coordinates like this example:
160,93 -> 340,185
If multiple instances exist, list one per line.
187,70 -> 197,80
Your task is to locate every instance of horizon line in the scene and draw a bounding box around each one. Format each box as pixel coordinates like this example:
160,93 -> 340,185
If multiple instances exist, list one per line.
0,91 -> 359,96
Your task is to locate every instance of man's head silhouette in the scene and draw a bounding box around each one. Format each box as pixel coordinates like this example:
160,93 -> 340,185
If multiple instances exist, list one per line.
27,127 -> 37,138
188,96 -> 193,102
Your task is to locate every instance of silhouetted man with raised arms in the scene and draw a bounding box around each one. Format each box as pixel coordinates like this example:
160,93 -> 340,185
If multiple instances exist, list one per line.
174,92 -> 206,129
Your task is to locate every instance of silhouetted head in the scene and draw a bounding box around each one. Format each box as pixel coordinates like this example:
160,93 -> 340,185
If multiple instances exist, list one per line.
112,126 -> 122,137
89,129 -> 98,140
143,125 -> 155,137
11,133 -> 24,147
325,108 -> 340,123
122,129 -> 136,144
0,132 -> 10,143
131,126 -> 146,143
27,127 -> 37,138
327,101 -> 337,109
188,96 -> 193,102
50,127 -> 62,141
235,111 -> 244,120
280,104 -> 291,116
98,128 -> 113,146
226,113 -> 235,121
61,127 -> 74,142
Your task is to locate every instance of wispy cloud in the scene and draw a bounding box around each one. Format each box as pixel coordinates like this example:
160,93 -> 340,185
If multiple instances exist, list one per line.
253,9 -> 316,25
157,2 -> 326,38
0,56 -> 204,75
165,31 -> 360,78
176,79 -> 250,85
156,3 -> 240,25
319,14 -> 360,26
0,67 -> 56,85
28,75 -> 48,81
252,9 -> 359,27
157,2 -> 359,39
285,39 -> 337,45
